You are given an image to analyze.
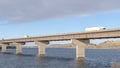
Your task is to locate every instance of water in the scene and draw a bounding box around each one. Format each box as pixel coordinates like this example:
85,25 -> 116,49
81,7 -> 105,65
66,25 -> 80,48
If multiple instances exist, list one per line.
0,48 -> 120,68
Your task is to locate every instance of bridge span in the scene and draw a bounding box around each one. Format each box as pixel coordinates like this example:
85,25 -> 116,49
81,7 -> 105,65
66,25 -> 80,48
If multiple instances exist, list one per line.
0,29 -> 120,59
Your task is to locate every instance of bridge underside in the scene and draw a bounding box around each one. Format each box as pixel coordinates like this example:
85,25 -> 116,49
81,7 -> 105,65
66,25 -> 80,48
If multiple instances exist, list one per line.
0,39 -> 91,59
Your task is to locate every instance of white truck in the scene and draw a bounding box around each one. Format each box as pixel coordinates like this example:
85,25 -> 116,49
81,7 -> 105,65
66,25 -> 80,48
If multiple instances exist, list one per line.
85,26 -> 106,32
24,35 -> 29,38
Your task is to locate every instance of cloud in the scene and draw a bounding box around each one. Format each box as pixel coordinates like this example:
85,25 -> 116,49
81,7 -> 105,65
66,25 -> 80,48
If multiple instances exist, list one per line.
0,0 -> 120,23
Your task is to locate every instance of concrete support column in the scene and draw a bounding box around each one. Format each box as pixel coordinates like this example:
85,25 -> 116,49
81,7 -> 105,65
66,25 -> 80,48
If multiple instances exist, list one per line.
12,42 -> 24,55
1,44 -> 8,53
16,44 -> 22,55
72,39 -> 90,59
35,41 -> 49,57
76,44 -> 85,58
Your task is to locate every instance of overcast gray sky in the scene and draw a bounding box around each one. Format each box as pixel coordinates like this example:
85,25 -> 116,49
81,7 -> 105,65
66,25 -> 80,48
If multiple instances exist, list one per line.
0,0 -> 120,23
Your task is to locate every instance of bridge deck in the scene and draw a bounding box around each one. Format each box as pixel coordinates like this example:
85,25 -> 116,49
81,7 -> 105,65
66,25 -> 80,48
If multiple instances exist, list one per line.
0,29 -> 120,43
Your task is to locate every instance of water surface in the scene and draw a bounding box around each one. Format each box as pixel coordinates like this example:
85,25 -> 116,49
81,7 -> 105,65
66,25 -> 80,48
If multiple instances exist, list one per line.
0,48 -> 120,68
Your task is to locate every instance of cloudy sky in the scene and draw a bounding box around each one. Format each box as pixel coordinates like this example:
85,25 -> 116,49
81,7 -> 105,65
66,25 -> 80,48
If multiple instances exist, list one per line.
0,0 -> 120,43
0,0 -> 120,23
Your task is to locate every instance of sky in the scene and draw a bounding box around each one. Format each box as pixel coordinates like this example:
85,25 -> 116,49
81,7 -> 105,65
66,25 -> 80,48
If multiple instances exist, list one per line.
0,0 -> 120,44
0,12 -> 120,39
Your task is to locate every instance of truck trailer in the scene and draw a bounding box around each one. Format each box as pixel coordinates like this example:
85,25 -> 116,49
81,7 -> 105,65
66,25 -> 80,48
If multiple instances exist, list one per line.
85,26 -> 106,32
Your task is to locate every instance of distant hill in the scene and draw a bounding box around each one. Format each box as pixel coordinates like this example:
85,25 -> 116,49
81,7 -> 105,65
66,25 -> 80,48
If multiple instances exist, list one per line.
46,44 -> 75,48
96,40 -> 120,49
47,43 -> 97,49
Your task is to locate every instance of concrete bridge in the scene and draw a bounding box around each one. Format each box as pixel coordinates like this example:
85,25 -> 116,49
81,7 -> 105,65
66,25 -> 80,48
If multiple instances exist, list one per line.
0,29 -> 120,59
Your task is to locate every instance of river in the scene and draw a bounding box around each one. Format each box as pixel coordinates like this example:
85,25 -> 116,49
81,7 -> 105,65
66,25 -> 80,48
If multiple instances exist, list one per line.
0,48 -> 120,68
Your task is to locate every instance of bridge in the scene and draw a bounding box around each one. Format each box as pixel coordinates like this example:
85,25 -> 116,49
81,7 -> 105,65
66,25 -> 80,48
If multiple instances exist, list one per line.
0,29 -> 120,59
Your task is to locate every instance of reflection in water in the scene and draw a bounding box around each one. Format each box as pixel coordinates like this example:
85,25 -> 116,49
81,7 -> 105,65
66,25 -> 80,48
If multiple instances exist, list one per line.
76,58 -> 85,68
111,62 -> 120,68
21,54 -> 35,56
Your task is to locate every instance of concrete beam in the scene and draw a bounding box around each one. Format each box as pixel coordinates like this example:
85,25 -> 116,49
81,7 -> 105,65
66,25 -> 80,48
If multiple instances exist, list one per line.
79,39 -> 90,44
35,41 -> 49,57
72,39 -> 90,59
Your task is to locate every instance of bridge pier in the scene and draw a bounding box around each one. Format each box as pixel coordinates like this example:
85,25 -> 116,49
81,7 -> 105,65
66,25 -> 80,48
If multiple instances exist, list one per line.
72,39 -> 90,60
16,44 -> 22,55
35,41 -> 49,57
1,44 -> 8,53
12,42 -> 25,55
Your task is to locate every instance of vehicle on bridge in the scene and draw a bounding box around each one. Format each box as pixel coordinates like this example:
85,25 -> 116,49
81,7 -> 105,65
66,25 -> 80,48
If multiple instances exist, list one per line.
24,35 -> 29,38
85,26 -> 106,32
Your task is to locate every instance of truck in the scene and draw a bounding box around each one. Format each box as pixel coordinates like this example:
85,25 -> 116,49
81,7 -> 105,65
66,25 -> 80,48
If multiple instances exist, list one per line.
85,26 -> 106,32
24,35 -> 29,38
